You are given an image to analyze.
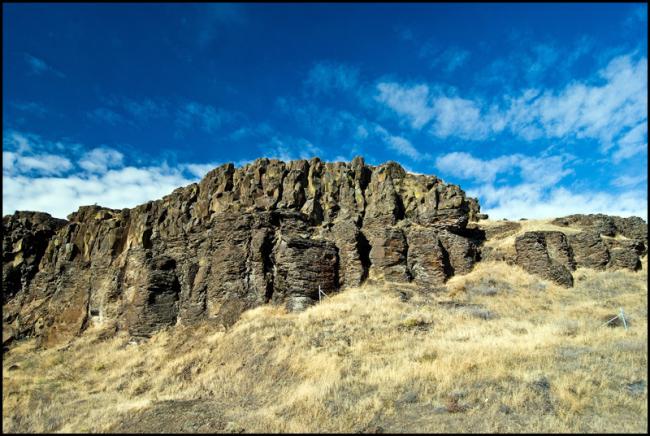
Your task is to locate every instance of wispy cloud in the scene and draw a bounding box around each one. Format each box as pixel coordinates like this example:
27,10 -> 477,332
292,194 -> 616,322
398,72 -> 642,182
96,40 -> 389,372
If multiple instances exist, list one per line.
175,102 -> 232,135
375,82 -> 435,129
2,130 -> 228,219
182,162 -> 223,178
87,108 -> 126,126
435,150 -> 645,220
612,122 -> 647,163
374,125 -> 425,161
375,53 -> 648,160
426,46 -> 471,73
11,101 -> 48,117
89,97 -> 169,127
259,136 -> 323,162
435,151 -> 574,185
24,53 -> 65,78
304,62 -> 360,95
612,173 -> 647,188
122,98 -> 169,121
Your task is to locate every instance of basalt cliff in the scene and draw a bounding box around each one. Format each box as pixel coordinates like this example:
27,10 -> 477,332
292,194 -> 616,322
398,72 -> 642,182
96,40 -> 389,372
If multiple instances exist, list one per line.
2,157 -> 647,348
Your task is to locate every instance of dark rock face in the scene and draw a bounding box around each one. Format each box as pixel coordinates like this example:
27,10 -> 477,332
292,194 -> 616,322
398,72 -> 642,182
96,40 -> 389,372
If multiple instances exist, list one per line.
604,239 -> 643,271
552,214 -> 648,245
2,212 -> 67,303
512,227 -> 645,287
3,157 -> 482,346
514,232 -> 574,287
273,236 -> 339,311
567,232 -> 610,270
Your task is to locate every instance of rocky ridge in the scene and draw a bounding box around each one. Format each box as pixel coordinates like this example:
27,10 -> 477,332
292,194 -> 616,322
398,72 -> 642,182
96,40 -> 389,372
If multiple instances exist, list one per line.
2,157 -> 647,348
3,157 -> 483,347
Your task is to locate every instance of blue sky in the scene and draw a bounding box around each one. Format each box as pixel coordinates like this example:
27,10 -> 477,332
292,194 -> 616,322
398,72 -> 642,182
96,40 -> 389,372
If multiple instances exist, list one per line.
3,3 -> 648,220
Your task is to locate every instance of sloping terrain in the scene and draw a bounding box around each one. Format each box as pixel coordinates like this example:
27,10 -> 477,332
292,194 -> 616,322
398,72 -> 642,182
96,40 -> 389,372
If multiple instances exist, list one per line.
3,219 -> 647,433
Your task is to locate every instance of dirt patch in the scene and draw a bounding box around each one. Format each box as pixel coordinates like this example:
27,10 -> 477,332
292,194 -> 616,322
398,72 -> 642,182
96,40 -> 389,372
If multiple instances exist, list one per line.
109,400 -> 231,433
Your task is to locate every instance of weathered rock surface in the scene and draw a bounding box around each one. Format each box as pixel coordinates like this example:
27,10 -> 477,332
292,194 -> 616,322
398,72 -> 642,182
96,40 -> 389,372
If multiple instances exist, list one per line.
2,212 -> 67,303
567,232 -> 610,270
3,157 -> 483,347
510,225 -> 645,287
514,232 -> 574,287
604,239 -> 644,271
552,214 -> 648,244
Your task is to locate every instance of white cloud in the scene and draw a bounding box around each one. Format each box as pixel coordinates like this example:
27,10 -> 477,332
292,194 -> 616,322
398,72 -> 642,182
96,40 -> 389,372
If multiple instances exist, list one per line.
374,125 -> 425,161
435,151 -> 574,186
387,136 -> 421,161
3,151 -> 17,172
78,147 -> 124,173
612,174 -> 647,188
1,130 -> 229,219
612,122 -> 647,163
11,154 -> 73,175
375,53 -> 648,161
375,82 -> 435,129
431,97 -> 497,140
182,162 -> 222,178
435,152 -> 520,183
475,185 -> 647,221
4,131 -> 33,153
354,125 -> 369,140
435,150 -> 646,220
3,167 -> 194,219
3,131 -> 75,176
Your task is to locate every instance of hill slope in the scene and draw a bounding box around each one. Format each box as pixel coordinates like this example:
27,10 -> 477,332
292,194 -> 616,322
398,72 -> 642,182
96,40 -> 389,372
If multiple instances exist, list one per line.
3,219 -> 647,433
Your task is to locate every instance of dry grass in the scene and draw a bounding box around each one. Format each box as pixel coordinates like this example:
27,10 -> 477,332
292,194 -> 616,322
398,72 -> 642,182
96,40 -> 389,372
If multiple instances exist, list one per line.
479,218 -> 586,257
3,229 -> 647,432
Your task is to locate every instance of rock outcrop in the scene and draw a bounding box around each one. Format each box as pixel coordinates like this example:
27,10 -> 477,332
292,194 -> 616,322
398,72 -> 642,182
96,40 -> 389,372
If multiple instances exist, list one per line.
2,212 -> 67,303
514,232 -> 574,287
3,157 -> 483,347
512,223 -> 645,287
4,159 -> 647,348
552,214 -> 648,249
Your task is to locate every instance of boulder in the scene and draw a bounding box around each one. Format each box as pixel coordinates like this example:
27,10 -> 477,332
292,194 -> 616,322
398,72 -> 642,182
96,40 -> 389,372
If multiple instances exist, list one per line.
515,232 -> 574,287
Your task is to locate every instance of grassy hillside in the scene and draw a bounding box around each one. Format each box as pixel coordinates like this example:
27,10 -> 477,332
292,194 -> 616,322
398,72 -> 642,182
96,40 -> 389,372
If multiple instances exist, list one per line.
2,224 -> 648,433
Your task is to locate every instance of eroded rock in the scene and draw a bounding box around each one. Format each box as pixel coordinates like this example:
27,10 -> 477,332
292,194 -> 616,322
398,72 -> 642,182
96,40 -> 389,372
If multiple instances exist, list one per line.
567,232 -> 609,270
4,157 -> 645,347
515,232 -> 574,287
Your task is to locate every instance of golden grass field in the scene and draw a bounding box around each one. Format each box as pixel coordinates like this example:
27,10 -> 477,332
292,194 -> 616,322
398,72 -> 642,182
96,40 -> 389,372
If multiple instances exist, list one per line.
2,221 -> 648,433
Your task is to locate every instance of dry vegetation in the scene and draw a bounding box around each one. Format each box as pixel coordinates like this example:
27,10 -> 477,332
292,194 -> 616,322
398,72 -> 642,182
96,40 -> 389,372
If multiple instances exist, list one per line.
479,218 -> 583,257
3,223 -> 648,433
